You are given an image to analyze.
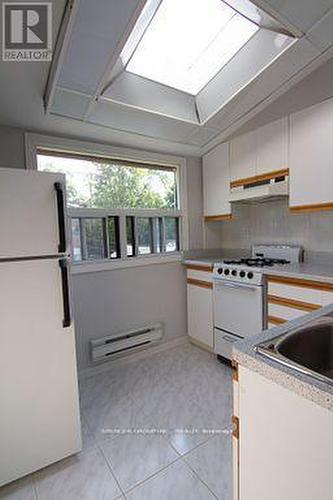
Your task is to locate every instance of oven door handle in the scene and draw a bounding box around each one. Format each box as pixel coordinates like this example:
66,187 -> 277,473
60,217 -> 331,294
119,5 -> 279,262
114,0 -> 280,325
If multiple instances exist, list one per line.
213,280 -> 259,291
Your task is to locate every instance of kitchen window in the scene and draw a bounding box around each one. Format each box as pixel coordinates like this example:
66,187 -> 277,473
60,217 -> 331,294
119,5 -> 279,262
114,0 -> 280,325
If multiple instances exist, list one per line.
36,149 -> 183,267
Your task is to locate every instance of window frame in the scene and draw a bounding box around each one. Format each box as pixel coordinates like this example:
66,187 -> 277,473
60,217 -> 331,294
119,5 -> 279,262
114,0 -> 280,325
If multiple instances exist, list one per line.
25,133 -> 188,273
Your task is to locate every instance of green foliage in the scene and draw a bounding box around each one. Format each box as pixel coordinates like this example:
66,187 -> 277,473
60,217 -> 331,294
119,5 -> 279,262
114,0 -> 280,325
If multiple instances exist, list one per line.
89,163 -> 176,209
39,157 -> 177,210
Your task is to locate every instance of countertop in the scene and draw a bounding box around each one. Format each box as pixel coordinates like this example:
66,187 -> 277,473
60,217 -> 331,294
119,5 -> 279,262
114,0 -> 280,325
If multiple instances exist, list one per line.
183,257 -> 333,284
233,304 -> 333,412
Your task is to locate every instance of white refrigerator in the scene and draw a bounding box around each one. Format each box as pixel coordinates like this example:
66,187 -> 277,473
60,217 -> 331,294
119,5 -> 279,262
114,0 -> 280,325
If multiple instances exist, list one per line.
0,168 -> 81,486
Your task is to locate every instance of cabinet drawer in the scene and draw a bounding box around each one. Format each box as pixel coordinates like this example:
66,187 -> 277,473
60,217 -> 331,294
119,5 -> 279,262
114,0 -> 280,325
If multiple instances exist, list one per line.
187,268 -> 213,283
268,278 -> 333,308
268,303 -> 307,321
268,281 -> 322,305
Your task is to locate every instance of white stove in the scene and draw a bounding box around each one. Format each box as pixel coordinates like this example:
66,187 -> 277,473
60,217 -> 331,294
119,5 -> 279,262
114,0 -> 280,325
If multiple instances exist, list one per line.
213,245 -> 303,361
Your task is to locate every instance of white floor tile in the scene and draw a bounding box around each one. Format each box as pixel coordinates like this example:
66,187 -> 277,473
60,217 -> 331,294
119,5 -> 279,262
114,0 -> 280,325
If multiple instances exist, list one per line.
183,435 -> 233,500
166,430 -> 212,456
100,434 -> 178,492
125,460 -> 216,500
0,476 -> 36,500
34,448 -> 122,500
82,394 -> 149,441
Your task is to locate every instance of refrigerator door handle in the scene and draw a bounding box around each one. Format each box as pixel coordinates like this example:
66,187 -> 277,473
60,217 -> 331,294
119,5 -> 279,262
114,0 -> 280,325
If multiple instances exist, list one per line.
59,258 -> 71,328
54,182 -> 67,253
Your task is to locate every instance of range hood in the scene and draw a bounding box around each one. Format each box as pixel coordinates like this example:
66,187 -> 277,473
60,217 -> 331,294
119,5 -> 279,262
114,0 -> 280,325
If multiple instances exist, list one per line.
229,170 -> 289,203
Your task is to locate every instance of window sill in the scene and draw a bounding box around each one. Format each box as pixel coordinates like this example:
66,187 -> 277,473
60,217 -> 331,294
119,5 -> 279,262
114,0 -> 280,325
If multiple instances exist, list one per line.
70,253 -> 182,275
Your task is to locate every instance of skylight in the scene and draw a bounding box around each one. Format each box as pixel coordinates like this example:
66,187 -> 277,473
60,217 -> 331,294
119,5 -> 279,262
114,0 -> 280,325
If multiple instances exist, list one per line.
123,0 -> 259,95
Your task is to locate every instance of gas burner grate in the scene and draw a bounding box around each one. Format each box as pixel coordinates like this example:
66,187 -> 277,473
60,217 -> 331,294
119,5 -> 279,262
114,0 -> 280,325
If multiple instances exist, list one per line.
223,258 -> 290,268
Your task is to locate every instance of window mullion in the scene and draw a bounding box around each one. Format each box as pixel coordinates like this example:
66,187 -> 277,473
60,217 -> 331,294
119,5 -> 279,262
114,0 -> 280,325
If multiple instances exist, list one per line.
133,217 -> 139,257
161,217 -> 166,253
80,218 -> 88,260
152,218 -> 158,254
149,218 -> 154,254
119,215 -> 127,259
104,217 -> 110,259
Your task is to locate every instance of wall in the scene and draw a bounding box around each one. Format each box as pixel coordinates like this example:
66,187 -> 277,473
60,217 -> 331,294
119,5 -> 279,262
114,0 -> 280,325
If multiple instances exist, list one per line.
227,57 -> 333,140
72,263 -> 187,370
186,156 -> 204,249
0,125 -> 203,371
0,126 -> 25,168
212,198 -> 333,254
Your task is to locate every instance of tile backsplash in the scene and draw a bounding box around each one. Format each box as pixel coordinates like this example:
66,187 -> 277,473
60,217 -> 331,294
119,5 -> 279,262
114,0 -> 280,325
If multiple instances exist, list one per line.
206,199 -> 333,254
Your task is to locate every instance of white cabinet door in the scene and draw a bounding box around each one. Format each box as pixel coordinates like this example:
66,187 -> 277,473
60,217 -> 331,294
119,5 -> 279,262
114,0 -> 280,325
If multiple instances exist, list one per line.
256,117 -> 288,175
290,99 -> 333,208
203,142 -> 231,217
238,366 -> 333,500
0,258 -> 81,486
230,131 -> 256,181
0,169 -> 67,258
187,283 -> 214,349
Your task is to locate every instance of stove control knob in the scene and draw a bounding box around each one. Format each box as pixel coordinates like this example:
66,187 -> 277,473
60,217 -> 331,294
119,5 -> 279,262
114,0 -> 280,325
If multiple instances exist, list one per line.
247,272 -> 254,279
217,268 -> 223,274
239,271 -> 246,278
224,269 -> 230,276
231,269 -> 237,277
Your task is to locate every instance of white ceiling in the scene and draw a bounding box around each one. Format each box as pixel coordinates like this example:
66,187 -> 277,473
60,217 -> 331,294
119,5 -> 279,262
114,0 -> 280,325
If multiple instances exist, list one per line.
2,0 -> 333,158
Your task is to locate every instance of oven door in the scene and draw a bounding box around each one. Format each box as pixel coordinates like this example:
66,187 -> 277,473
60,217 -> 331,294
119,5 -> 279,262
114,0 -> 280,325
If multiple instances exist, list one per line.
213,279 -> 264,337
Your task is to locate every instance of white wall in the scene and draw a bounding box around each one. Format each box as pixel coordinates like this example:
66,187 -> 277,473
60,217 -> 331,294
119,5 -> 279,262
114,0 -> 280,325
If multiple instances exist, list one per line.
0,126 -> 25,169
73,263 -> 187,370
0,125 -> 203,371
186,156 -> 204,249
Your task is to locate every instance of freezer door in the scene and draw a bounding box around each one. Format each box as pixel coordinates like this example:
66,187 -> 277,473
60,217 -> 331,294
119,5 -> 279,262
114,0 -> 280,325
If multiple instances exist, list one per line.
0,168 -> 67,259
0,258 -> 81,486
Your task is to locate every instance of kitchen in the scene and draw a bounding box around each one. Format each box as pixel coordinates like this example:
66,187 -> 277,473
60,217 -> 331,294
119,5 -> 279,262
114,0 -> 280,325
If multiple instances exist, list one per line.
1,0 -> 333,499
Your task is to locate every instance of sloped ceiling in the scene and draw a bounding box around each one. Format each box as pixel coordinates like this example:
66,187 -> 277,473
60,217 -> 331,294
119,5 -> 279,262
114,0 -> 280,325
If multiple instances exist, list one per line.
45,0 -> 333,153
2,0 -> 333,157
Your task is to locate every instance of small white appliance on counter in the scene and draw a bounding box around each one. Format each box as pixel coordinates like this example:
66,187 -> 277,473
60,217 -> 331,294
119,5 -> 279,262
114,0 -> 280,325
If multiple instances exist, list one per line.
213,245 -> 303,361
0,169 -> 81,486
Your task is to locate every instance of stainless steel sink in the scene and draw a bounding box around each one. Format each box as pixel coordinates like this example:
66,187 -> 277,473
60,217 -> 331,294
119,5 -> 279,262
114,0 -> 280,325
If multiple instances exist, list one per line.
255,316 -> 333,386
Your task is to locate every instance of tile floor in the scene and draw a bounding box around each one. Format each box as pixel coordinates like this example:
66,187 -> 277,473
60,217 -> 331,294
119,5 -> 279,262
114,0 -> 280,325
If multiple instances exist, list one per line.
0,343 -> 233,500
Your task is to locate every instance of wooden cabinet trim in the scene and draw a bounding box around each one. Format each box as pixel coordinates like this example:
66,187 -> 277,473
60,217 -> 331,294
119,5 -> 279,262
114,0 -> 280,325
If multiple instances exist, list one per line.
290,202 -> 333,214
204,214 -> 232,222
267,275 -> 333,292
185,264 -> 213,273
267,294 -> 321,312
268,315 -> 287,325
187,278 -> 213,290
231,360 -> 239,382
232,415 -> 239,439
230,168 -> 289,189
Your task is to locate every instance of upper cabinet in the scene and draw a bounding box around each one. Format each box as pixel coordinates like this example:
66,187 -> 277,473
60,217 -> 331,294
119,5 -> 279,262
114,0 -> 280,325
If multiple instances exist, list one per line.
230,118 -> 289,181
289,99 -> 333,212
203,142 -> 232,220
230,130 -> 256,181
256,118 -> 288,175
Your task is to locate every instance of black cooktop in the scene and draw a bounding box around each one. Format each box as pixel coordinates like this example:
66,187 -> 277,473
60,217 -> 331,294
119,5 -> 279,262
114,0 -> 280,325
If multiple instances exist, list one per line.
223,257 -> 290,268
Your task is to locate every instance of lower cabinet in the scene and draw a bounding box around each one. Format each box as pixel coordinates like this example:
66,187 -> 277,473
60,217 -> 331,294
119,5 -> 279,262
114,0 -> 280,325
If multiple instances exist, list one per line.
233,365 -> 333,500
186,265 -> 214,350
267,275 -> 333,328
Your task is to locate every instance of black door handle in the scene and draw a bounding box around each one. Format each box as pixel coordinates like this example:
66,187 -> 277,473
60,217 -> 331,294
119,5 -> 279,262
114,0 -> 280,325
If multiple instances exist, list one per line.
59,258 -> 71,328
54,182 -> 67,253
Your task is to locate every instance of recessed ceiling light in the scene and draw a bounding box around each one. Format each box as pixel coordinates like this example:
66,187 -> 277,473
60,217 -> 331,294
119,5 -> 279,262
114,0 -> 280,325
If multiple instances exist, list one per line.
123,0 -> 259,95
